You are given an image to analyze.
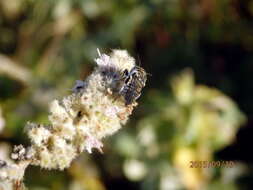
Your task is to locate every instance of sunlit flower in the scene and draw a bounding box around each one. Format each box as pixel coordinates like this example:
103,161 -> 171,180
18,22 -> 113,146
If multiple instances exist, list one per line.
0,49 -> 146,185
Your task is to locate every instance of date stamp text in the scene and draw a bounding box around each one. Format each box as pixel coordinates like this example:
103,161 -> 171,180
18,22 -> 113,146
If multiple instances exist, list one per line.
189,161 -> 235,168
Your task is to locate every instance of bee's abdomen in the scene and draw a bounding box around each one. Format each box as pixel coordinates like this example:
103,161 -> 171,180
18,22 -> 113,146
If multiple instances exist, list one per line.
121,82 -> 141,105
118,66 -> 147,105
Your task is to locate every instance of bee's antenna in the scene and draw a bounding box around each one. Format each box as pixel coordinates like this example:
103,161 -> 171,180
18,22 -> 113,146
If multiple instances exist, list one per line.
147,72 -> 152,77
137,54 -> 142,66
136,54 -> 151,76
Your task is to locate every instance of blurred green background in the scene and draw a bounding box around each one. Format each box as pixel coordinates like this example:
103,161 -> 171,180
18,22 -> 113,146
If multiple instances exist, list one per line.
0,0 -> 253,189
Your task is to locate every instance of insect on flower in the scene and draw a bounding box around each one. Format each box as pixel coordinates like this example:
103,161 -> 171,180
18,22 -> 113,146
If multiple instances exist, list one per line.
119,66 -> 148,105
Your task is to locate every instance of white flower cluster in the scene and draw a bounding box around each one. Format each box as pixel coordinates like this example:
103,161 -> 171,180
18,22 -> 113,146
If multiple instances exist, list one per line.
0,49 -> 145,185
26,49 -> 139,170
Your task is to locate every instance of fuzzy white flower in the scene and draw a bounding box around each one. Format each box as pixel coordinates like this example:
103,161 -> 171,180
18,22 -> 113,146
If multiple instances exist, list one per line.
95,48 -> 112,67
0,49 -> 147,186
26,123 -> 52,147
85,133 -> 103,153
105,106 -> 121,118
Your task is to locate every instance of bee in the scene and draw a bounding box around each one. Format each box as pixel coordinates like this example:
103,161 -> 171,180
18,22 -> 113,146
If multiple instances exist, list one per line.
119,66 -> 147,105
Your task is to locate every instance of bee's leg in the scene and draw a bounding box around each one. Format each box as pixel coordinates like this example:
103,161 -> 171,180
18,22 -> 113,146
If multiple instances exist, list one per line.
118,85 -> 125,94
135,93 -> 141,100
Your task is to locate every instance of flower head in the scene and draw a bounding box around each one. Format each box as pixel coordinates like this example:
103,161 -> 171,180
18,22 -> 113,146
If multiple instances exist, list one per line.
24,49 -> 146,170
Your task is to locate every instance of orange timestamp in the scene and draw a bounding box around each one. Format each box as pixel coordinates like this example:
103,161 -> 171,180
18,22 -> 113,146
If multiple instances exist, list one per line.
189,161 -> 235,168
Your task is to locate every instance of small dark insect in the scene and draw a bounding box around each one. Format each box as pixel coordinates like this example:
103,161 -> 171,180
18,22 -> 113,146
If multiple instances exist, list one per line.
119,66 -> 147,105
